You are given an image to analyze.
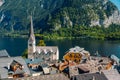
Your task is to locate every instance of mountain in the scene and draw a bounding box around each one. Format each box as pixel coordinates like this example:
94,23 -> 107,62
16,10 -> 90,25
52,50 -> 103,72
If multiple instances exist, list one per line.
0,0 -> 120,32
0,0 -> 64,31
48,0 -> 120,29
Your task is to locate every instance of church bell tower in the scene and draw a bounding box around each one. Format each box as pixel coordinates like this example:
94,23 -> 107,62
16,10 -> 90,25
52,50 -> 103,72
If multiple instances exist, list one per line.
28,16 -> 36,59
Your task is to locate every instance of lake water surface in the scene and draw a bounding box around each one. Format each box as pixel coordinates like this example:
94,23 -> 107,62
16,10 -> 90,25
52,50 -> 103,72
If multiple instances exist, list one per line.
0,38 -> 120,59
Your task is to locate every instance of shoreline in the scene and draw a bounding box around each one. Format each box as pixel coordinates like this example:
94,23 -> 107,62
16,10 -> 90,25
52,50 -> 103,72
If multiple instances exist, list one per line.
1,34 -> 120,41
0,32 -> 120,40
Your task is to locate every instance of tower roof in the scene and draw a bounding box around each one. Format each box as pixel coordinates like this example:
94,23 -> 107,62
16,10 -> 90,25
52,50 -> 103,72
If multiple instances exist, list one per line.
30,16 -> 34,36
29,16 -> 35,41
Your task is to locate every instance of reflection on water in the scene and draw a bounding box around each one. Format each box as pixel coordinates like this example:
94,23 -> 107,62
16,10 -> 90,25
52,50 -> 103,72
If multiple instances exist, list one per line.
46,39 -> 120,59
0,38 -> 120,59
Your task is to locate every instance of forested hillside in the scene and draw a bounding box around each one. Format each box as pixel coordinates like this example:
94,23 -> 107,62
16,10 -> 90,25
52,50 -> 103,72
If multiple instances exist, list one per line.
0,0 -> 120,40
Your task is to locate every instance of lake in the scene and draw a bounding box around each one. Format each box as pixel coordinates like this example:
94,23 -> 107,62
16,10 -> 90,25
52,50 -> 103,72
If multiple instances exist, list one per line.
0,37 -> 120,59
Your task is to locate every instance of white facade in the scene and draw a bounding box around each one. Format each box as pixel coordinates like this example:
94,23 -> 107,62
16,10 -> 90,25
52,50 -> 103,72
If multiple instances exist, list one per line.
28,16 -> 36,59
36,46 -> 59,60
28,16 -> 59,60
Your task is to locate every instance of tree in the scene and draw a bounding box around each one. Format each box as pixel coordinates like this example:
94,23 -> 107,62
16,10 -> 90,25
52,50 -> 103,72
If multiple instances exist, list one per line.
37,40 -> 46,46
22,49 -> 28,58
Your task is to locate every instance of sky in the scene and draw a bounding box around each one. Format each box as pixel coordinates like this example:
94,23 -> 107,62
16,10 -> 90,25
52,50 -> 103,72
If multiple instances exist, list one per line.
110,0 -> 120,11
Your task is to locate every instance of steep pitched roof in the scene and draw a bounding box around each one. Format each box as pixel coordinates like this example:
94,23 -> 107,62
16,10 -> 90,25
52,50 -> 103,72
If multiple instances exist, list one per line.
36,46 -> 58,54
14,68 -> 25,75
0,50 -> 10,58
30,16 -> 34,37
25,58 -> 43,64
35,46 -> 59,60
11,57 -> 30,75
18,73 -> 69,80
101,69 -> 120,80
0,56 -> 30,76
0,67 -> 8,79
28,16 -> 35,42
10,60 -> 22,67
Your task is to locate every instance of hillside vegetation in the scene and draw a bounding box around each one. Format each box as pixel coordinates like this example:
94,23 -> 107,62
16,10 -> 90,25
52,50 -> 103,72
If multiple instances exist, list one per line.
0,0 -> 120,40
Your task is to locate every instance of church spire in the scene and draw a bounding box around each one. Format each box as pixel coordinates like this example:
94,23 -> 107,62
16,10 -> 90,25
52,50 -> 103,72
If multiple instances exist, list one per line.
30,16 -> 34,36
28,16 -> 36,59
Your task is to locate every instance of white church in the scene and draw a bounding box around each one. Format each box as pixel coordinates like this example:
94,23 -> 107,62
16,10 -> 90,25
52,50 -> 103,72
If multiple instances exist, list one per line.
28,16 -> 59,61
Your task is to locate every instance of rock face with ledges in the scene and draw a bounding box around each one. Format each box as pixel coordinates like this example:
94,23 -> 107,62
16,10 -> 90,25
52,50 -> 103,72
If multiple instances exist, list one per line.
0,0 -> 120,31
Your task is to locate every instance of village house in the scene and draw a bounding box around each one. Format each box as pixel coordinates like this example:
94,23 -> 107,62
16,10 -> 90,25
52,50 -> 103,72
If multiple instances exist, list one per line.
0,54 -> 30,79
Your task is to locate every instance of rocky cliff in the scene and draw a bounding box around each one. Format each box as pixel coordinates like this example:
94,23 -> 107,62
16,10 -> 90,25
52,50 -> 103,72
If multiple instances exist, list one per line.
0,0 -> 120,32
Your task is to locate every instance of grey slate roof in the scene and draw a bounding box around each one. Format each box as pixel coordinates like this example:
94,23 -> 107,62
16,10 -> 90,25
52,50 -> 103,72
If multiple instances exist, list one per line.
0,56 -> 30,79
101,69 -> 120,80
14,68 -> 25,75
0,67 -> 8,79
71,73 -> 108,80
111,55 -> 120,64
0,50 -> 10,58
18,73 -> 69,80
25,58 -> 43,64
36,46 -> 58,54
34,46 -> 59,60
10,60 -> 22,67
